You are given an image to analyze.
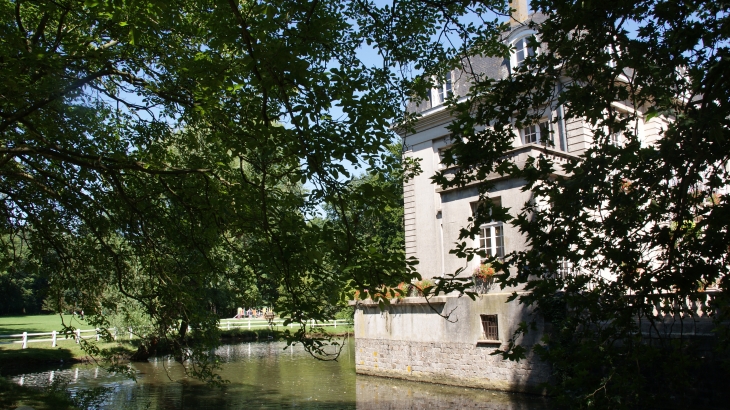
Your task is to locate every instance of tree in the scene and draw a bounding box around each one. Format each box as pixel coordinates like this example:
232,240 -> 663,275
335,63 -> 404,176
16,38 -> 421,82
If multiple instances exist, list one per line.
0,231 -> 50,315
434,0 -> 730,407
1,0 -> 517,374
0,0 -> 439,378
326,143 -> 406,258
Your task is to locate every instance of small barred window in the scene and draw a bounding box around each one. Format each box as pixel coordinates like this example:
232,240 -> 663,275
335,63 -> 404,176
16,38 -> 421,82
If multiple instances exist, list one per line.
480,314 -> 499,341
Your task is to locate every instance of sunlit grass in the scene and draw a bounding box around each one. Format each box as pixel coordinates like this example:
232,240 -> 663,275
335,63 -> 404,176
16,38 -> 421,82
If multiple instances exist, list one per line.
0,314 -> 90,335
0,314 -> 352,366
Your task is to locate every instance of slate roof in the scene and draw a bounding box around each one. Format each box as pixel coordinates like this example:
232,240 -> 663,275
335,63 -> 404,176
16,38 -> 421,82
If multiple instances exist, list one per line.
407,12 -> 549,115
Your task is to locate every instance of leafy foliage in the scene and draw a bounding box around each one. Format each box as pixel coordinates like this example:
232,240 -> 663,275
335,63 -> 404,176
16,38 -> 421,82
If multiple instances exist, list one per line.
0,0 -> 422,376
0,232 -> 50,315
0,0 -> 515,378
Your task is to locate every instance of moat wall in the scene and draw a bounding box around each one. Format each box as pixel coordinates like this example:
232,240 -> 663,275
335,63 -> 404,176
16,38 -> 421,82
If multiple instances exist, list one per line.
353,294 -> 550,394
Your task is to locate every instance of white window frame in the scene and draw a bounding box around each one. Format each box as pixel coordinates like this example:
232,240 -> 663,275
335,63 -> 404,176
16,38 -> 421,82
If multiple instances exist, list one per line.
606,38 -> 623,69
521,120 -> 551,145
431,71 -> 453,106
609,130 -> 622,146
437,146 -> 450,169
606,45 -> 617,68
607,111 -> 628,146
510,34 -> 538,70
434,135 -> 453,170
479,222 -> 504,261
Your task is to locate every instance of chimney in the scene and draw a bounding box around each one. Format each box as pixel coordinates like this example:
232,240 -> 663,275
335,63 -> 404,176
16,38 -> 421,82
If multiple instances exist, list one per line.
509,0 -> 529,27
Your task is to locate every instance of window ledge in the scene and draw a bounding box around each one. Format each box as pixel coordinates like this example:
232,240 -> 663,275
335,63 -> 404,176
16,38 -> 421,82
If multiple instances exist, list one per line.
476,339 -> 501,345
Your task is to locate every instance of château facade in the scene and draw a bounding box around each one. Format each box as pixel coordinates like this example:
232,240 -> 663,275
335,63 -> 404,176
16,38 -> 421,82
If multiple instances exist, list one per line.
352,0 -> 670,393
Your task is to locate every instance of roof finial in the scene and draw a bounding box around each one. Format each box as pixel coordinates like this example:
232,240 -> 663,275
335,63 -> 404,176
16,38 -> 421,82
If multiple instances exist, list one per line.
509,0 -> 529,27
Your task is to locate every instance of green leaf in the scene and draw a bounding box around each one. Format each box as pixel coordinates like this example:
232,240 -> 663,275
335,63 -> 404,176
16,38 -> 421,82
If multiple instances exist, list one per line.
645,106 -> 659,122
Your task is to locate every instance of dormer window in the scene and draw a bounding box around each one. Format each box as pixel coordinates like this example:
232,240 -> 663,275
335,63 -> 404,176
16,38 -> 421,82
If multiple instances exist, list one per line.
514,37 -> 534,66
510,34 -> 538,71
431,71 -> 453,106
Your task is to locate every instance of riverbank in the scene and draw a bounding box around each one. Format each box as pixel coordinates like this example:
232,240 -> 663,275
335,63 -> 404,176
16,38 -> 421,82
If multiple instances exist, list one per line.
0,340 -> 135,372
0,324 -> 354,370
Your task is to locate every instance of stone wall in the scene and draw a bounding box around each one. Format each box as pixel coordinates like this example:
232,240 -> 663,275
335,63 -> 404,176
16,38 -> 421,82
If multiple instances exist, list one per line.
355,338 -> 549,394
353,294 -> 551,394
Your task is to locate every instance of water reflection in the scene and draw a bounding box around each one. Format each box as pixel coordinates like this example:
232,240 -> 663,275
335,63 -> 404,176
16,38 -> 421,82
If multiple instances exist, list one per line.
8,340 -> 546,409
356,377 -> 546,409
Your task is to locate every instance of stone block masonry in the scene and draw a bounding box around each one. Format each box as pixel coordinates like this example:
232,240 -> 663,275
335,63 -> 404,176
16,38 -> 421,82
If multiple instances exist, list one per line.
352,295 -> 551,394
355,338 -> 549,394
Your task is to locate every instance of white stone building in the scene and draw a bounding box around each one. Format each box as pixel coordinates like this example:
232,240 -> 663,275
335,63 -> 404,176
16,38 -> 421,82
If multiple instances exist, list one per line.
353,0 -> 669,393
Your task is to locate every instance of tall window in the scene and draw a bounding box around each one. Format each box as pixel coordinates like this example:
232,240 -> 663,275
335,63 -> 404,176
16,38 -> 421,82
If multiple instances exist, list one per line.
557,258 -> 574,278
522,120 -> 551,145
606,41 -> 621,68
480,314 -> 499,341
608,112 -> 627,146
479,223 -> 504,260
435,135 -> 453,169
609,131 -> 622,146
473,198 -> 504,261
437,147 -> 449,169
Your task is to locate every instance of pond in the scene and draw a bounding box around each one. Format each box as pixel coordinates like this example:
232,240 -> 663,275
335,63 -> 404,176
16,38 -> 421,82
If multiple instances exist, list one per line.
8,339 -> 547,409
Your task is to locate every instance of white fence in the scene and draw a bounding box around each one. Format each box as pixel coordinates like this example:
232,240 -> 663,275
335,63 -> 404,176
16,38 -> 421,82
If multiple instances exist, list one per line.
218,319 -> 347,331
0,319 -> 351,349
0,328 -> 118,349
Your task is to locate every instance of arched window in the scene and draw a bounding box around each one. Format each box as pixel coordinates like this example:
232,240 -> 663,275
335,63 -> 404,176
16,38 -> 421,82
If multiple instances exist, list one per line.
514,37 -> 534,66
510,34 -> 538,71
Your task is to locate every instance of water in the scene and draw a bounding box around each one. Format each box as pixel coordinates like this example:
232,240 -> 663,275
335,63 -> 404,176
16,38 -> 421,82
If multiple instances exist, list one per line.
8,340 -> 547,409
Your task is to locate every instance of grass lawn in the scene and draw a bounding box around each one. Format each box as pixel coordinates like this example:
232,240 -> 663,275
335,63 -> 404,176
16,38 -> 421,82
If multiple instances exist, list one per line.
0,314 -> 92,335
324,325 -> 354,334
